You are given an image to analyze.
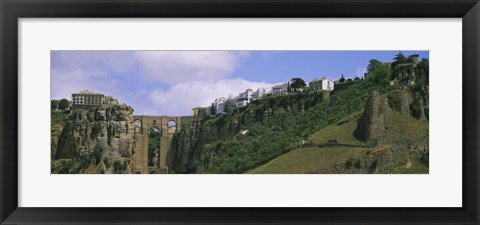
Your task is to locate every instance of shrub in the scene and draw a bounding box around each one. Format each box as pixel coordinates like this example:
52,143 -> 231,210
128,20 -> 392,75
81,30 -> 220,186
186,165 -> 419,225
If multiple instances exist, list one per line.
92,144 -> 103,165
113,160 -> 124,174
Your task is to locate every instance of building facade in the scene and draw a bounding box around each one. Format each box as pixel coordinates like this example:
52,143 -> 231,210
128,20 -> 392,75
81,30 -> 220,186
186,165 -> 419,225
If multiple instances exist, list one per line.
104,95 -> 119,105
234,89 -> 253,108
309,77 -> 335,91
214,97 -> 227,114
192,107 -> 207,117
272,83 -> 289,95
252,87 -> 272,100
72,91 -> 105,107
71,91 -> 119,108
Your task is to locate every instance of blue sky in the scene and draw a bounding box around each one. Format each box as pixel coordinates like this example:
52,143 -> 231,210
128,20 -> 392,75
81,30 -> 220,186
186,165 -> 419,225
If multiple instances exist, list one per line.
51,50 -> 429,116
234,51 -> 429,83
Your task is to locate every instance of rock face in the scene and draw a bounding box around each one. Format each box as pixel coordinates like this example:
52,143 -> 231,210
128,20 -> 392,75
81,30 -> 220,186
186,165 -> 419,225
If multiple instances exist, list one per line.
348,89 -> 428,173
52,105 -> 136,174
387,90 -> 410,114
167,122 -> 203,173
355,91 -> 392,146
355,89 -> 420,146
50,124 -> 64,159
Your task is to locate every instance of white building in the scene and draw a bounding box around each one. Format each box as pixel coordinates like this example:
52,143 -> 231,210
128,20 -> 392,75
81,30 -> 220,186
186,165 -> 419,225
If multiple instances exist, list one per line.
234,89 -> 253,108
214,97 -> 226,114
235,98 -> 249,108
272,83 -> 289,95
209,86 -> 274,114
309,77 -> 334,91
252,87 -> 272,100
71,90 -> 119,108
239,89 -> 253,100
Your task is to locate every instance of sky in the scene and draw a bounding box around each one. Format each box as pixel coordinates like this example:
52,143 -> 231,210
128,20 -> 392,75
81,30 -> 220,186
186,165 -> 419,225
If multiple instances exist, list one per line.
51,50 -> 429,116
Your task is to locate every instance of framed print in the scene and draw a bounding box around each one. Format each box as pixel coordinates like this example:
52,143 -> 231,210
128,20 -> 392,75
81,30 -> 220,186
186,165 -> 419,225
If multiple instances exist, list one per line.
1,0 -> 479,224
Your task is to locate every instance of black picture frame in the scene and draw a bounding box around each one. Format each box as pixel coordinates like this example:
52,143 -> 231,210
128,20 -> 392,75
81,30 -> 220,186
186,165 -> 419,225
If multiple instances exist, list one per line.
1,0 -> 479,224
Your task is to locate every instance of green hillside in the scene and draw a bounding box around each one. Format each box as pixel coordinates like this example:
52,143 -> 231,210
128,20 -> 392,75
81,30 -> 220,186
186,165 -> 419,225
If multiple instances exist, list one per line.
170,79 -> 385,174
169,53 -> 429,174
246,110 -> 428,174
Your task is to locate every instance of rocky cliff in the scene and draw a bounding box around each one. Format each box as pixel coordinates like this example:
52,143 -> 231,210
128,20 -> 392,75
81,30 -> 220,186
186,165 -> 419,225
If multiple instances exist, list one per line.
355,91 -> 392,146
355,89 -> 427,145
347,89 -> 428,173
51,124 -> 64,159
51,105 -> 137,174
167,122 -> 204,173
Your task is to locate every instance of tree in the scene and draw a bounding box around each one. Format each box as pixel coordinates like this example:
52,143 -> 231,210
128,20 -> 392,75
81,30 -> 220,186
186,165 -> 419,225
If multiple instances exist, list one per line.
289,77 -> 306,92
223,100 -> 235,114
51,100 -> 59,111
339,74 -> 346,83
394,51 -> 406,63
418,58 -> 429,69
367,63 -> 392,85
58,98 -> 70,111
392,51 -> 407,68
210,103 -> 216,115
367,59 -> 382,73
418,58 -> 429,84
407,54 -> 418,63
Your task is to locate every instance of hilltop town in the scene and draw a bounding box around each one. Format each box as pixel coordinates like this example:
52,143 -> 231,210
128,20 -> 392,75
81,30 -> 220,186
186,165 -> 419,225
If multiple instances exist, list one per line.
196,54 -> 422,118
193,76 -> 341,118
51,52 -> 429,174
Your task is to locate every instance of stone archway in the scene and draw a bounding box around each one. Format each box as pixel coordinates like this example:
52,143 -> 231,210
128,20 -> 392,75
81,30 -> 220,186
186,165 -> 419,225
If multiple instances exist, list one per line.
167,120 -> 177,127
132,115 -> 193,174
133,119 -> 142,127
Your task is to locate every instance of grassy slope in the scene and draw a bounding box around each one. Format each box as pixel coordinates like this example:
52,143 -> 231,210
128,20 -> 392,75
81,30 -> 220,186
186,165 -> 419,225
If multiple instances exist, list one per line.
245,147 -> 369,174
246,110 -> 428,174
308,111 -> 364,146
377,160 -> 428,174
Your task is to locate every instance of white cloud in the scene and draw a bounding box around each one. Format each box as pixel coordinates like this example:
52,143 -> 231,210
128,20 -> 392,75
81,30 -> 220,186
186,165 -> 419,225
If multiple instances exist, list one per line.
147,78 -> 273,116
50,51 -> 136,100
134,51 -> 249,84
52,51 -> 136,78
50,51 -> 256,115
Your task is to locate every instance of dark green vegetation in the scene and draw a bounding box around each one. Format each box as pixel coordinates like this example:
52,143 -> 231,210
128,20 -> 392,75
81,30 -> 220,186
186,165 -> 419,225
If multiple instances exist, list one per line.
51,100 -> 59,111
289,77 -> 307,92
51,111 -> 69,127
169,53 -> 429,174
51,98 -> 70,111
223,99 -> 235,115
148,129 -> 161,167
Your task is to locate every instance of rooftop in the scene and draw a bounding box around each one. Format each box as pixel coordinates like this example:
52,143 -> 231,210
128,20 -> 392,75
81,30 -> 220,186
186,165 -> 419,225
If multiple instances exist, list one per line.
311,77 -> 333,82
72,90 -> 104,95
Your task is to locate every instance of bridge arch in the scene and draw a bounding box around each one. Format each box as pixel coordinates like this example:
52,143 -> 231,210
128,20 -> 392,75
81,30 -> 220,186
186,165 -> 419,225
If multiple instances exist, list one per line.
133,119 -> 142,127
132,115 -> 193,174
167,119 -> 177,128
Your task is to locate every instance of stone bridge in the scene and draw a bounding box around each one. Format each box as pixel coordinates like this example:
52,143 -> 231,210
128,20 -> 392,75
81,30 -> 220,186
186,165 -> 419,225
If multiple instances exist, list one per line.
132,115 -> 193,174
